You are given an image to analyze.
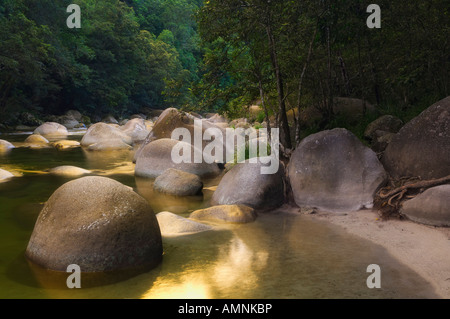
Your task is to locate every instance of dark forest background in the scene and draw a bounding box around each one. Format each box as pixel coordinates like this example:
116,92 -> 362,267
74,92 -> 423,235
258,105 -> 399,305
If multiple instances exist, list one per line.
0,0 -> 448,144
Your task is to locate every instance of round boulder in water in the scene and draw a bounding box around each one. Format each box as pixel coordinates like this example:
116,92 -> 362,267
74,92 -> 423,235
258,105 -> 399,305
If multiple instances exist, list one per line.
190,204 -> 257,224
135,138 -> 221,178
211,157 -> 285,211
25,176 -> 163,273
154,168 -> 203,196
33,122 -> 68,137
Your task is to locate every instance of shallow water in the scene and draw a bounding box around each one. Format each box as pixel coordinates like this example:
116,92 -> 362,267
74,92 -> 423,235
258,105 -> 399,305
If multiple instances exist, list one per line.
0,132 -> 439,298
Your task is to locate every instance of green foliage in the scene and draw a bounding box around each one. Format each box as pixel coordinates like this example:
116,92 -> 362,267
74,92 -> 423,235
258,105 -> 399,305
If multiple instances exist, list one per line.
0,0 -> 202,123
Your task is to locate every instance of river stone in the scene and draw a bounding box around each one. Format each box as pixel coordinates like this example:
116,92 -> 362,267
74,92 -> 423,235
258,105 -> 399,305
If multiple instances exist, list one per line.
34,122 -> 68,137
364,115 -> 404,141
25,134 -> 49,144
0,168 -> 14,182
211,157 -> 285,211
25,176 -> 163,273
156,211 -> 212,236
154,168 -> 203,196
81,122 -> 133,148
48,166 -> 91,177
190,204 -> 257,224
0,139 -> 15,150
87,140 -> 133,151
120,118 -> 150,143
51,140 -> 81,150
135,108 -> 227,162
382,96 -> 450,179
400,185 -> 450,227
135,138 -> 221,178
288,128 -> 387,212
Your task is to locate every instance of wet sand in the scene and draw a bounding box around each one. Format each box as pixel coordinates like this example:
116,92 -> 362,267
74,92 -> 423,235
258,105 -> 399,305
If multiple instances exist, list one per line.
295,206 -> 450,298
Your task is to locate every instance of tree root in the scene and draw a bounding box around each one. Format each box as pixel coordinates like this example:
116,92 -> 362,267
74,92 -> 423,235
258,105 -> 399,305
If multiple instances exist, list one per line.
374,174 -> 450,220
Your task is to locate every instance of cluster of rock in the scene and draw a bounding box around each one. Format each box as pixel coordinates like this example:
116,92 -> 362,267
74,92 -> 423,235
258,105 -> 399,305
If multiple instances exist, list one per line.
6,96 -> 450,284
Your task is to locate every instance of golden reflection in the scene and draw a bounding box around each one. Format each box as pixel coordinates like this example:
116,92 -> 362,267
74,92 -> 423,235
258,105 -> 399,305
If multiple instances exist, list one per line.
212,237 -> 268,291
142,273 -> 211,299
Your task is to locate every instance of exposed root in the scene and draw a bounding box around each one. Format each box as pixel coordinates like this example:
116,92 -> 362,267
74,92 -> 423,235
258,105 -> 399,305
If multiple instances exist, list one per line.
374,175 -> 450,220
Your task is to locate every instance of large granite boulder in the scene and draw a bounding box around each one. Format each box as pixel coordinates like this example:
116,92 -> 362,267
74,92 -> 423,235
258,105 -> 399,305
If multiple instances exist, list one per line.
382,96 -> 450,179
400,185 -> 450,226
211,157 -> 285,211
134,108 -> 227,162
34,122 -> 68,137
81,122 -> 133,150
135,138 -> 221,178
153,168 -> 203,196
190,204 -> 257,224
25,176 -> 163,273
288,128 -> 387,212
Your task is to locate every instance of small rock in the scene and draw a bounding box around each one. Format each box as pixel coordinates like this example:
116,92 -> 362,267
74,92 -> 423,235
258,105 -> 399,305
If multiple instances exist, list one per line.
190,204 -> 257,224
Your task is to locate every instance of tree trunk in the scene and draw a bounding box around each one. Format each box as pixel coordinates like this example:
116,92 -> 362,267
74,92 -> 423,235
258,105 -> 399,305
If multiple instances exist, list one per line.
266,23 -> 292,150
295,25 -> 317,146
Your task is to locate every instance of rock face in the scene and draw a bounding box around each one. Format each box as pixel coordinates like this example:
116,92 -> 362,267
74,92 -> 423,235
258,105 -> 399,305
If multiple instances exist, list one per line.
211,158 -> 285,210
135,138 -> 221,178
48,166 -> 91,177
81,122 -> 133,150
190,204 -> 257,223
156,211 -> 212,236
288,128 -> 387,212
34,122 -> 68,137
382,96 -> 450,179
400,185 -> 450,226
154,168 -> 203,196
25,176 -> 162,273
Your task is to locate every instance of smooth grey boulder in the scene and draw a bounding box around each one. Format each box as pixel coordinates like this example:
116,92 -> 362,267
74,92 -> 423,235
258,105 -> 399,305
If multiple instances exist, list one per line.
135,138 -> 221,178
382,96 -> 450,179
400,185 -> 450,227
48,165 -> 91,177
34,122 -> 68,137
288,128 -> 387,212
120,118 -> 150,143
211,157 -> 285,211
81,122 -> 133,150
190,204 -> 257,224
25,176 -> 162,273
0,139 -> 15,150
156,211 -> 212,236
154,168 -> 203,196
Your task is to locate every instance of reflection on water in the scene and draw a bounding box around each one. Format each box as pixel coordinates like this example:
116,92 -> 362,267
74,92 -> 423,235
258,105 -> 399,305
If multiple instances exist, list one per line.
0,132 -> 440,299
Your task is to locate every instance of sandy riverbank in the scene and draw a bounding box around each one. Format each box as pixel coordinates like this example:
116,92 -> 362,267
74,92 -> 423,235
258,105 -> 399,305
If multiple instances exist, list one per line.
294,207 -> 450,298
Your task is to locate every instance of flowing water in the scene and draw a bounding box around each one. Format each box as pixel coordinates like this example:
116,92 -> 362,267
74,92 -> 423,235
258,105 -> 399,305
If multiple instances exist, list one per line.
0,131 -> 439,299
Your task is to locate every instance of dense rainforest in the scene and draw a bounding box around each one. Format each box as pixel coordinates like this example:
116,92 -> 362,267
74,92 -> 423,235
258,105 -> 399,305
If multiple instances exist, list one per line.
0,0 -> 448,148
